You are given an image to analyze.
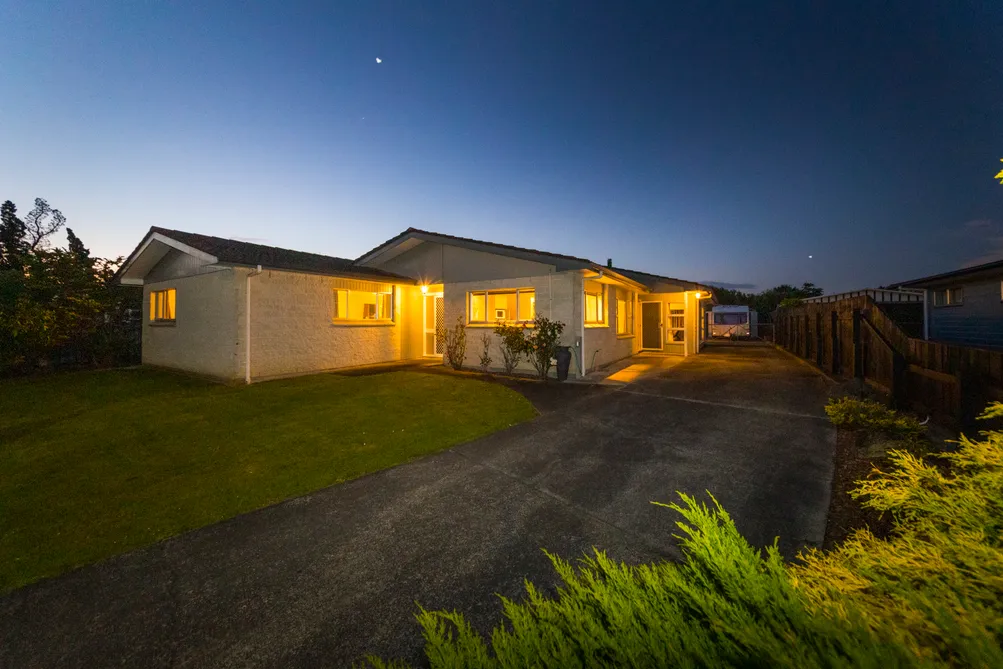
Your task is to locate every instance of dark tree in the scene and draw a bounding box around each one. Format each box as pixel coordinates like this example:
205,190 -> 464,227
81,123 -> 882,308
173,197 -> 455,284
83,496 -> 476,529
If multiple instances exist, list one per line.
0,200 -> 27,270
24,198 -> 66,251
66,228 -> 92,265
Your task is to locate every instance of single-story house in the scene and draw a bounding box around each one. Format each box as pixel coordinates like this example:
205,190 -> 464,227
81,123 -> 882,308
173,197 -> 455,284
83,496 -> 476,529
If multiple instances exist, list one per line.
891,258 -> 1003,349
116,227 -> 715,382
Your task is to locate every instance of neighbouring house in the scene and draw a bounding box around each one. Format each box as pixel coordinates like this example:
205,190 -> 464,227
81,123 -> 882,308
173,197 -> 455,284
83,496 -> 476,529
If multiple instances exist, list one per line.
891,259 -> 1003,349
116,227 -> 715,382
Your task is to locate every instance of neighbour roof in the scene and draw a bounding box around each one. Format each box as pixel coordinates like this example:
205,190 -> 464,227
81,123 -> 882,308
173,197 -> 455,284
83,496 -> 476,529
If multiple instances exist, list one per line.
130,227 -> 415,282
892,258 -> 1003,288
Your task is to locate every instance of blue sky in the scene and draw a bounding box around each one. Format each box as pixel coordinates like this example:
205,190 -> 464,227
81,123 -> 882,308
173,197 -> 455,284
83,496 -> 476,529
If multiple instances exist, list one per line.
2,1 -> 1001,292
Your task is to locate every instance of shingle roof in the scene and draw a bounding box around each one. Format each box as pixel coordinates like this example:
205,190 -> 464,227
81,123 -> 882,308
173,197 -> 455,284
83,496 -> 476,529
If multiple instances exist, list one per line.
611,266 -> 715,294
892,258 -> 1003,288
357,227 -> 597,267
148,227 -> 415,282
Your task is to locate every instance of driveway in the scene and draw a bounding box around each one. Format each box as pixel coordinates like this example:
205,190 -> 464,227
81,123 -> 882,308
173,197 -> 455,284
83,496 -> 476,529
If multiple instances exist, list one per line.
0,342 -> 834,668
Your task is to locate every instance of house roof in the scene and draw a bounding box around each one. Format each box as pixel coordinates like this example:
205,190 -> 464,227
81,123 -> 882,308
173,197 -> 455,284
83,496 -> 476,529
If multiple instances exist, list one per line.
356,227 -> 598,268
611,266 -> 716,295
892,258 -> 1003,289
119,227 -> 416,284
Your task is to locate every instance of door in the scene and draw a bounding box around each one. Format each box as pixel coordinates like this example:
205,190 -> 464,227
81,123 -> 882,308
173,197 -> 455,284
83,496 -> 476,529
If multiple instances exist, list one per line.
423,293 -> 444,356
641,302 -> 662,350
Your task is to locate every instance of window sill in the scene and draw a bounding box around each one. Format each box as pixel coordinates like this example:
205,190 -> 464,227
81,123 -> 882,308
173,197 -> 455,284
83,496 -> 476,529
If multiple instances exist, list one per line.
616,334 -> 635,340
331,320 -> 396,327
585,323 -> 608,328
148,321 -> 176,327
932,304 -> 963,308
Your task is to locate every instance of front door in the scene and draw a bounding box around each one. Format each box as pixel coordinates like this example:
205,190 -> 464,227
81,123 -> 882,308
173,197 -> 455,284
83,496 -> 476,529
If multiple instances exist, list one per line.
641,302 -> 662,350
423,293 -> 444,356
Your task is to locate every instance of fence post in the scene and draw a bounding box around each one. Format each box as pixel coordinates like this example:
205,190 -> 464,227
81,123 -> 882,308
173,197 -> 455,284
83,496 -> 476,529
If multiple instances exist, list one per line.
830,310 -> 839,375
852,308 -> 862,380
803,314 -> 810,359
891,350 -> 907,409
815,311 -> 824,368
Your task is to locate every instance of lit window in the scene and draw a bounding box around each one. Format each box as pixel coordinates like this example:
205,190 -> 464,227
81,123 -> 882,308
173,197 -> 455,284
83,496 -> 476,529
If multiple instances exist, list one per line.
467,289 -> 536,323
150,288 -> 176,322
668,304 -> 685,342
332,288 -> 394,322
585,285 -> 606,325
616,288 -> 634,335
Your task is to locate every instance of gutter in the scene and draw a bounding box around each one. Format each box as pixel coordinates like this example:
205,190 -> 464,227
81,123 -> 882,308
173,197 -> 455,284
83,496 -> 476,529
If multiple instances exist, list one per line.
245,264 -> 263,384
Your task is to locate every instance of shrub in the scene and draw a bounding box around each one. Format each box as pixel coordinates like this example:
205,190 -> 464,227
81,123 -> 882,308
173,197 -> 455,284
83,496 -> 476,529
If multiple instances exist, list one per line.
478,332 -> 493,372
435,316 -> 467,371
523,316 -> 565,380
493,324 -> 526,374
368,403 -> 1003,668
825,397 -> 926,442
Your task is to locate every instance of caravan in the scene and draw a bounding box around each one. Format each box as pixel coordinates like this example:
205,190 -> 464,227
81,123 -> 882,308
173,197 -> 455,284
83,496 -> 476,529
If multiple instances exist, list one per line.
708,305 -> 757,339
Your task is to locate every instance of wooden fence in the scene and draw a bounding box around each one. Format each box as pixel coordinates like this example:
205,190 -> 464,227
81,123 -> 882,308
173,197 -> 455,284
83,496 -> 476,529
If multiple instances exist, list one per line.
775,297 -> 1003,428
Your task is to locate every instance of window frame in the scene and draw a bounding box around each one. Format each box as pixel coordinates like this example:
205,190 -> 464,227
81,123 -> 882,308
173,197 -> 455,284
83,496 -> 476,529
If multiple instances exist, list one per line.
667,303 -> 686,343
467,288 -> 536,325
616,290 -> 634,336
585,284 -> 607,326
149,288 -> 176,324
331,287 -> 395,323
932,287 -> 964,308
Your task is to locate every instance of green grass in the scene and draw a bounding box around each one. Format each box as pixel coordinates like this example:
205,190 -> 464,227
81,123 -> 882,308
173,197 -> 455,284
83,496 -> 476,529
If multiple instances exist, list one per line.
0,368 -> 535,592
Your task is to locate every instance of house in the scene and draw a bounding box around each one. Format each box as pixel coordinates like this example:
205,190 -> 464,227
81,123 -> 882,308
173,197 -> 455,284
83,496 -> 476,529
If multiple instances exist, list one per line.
116,227 -> 715,382
891,258 -> 1003,349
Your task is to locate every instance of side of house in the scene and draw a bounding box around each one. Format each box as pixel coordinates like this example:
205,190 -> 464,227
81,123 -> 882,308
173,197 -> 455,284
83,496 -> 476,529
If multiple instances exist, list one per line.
894,260 -> 1003,349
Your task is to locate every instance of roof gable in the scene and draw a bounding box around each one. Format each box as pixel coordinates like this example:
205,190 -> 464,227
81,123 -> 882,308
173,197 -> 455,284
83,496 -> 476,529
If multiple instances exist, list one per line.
117,227 -> 415,284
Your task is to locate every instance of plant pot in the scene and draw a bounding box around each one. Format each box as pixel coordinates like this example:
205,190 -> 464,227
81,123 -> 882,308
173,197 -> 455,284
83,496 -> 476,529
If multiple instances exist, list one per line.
555,346 -> 572,382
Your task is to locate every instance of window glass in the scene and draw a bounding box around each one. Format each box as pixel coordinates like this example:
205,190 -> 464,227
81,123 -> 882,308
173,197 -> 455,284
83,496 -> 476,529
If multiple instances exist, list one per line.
487,292 -> 516,321
668,303 -> 685,342
333,289 -> 348,320
333,288 -> 393,321
616,292 -> 633,335
950,287 -> 964,305
714,313 -> 748,325
470,293 -> 486,322
150,289 -> 176,322
585,287 -> 605,324
518,290 -> 535,321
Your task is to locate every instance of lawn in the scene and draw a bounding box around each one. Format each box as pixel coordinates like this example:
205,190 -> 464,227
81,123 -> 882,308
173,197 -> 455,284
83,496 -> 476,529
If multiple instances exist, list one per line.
0,368 -> 535,592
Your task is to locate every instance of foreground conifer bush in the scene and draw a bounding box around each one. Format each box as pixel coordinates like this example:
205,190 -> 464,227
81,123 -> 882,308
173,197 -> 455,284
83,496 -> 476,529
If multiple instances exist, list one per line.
369,404 -> 1003,668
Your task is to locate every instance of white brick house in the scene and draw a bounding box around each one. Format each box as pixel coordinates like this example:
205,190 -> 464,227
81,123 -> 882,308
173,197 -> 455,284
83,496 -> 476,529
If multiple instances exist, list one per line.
117,227 -> 715,382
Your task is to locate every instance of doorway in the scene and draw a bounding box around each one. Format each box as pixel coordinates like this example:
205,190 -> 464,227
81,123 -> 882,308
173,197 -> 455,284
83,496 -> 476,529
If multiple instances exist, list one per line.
641,302 -> 662,350
423,293 -> 444,356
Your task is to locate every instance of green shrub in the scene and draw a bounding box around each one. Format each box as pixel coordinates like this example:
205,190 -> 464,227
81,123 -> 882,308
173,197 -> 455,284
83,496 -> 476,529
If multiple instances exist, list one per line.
825,397 -> 926,442
478,332 -> 493,372
368,404 -> 1003,668
436,316 -> 467,371
523,316 -> 565,380
493,324 -> 526,374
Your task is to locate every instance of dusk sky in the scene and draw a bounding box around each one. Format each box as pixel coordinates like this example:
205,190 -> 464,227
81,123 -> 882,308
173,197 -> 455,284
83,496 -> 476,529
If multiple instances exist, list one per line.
2,1 -> 1001,293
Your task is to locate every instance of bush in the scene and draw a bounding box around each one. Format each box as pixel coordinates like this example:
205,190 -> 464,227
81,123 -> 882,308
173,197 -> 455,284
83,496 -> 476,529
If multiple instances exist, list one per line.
478,332 -> 493,372
825,397 -> 926,442
523,316 -> 565,380
493,324 -> 526,374
436,316 -> 467,371
368,403 -> 1003,668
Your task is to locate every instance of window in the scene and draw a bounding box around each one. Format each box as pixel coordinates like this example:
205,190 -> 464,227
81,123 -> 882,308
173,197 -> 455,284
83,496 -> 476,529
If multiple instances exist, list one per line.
714,312 -> 748,325
332,288 -> 394,322
149,288 -> 176,323
933,287 -> 963,307
468,289 -> 535,323
585,284 -> 606,325
668,303 -> 685,342
616,288 -> 634,335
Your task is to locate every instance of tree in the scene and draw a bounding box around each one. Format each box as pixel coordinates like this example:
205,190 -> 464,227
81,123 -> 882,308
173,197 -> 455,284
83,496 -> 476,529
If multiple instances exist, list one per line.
23,197 -> 66,251
714,282 -> 825,319
0,200 -> 27,270
66,227 -> 92,265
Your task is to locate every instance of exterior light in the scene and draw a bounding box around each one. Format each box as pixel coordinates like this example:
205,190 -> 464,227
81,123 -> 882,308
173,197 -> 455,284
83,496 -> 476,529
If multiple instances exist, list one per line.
694,292 -> 701,298
420,285 -> 428,294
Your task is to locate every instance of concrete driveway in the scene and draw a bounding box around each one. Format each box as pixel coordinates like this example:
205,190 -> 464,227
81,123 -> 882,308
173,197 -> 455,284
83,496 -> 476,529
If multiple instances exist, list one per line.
0,342 -> 834,668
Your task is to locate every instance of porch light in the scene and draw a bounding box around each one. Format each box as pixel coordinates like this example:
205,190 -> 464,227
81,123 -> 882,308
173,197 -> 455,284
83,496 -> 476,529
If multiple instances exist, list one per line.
420,285 -> 428,294
694,292 -> 701,298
